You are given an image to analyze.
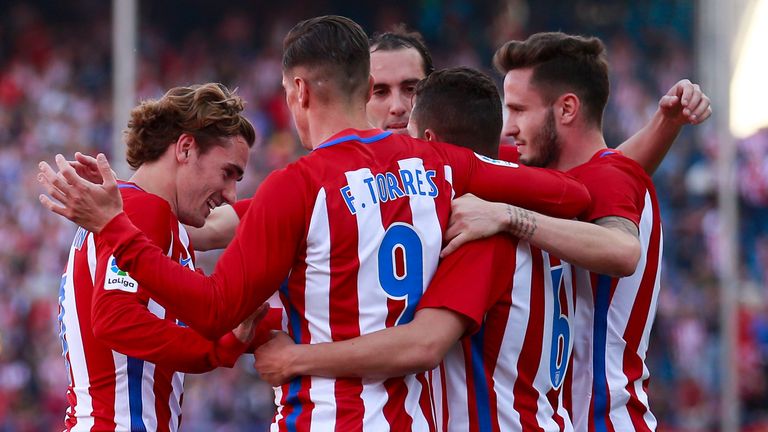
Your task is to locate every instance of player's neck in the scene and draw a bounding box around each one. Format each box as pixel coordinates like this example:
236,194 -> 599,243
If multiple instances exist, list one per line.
128,163 -> 178,214
306,103 -> 371,149
552,127 -> 607,172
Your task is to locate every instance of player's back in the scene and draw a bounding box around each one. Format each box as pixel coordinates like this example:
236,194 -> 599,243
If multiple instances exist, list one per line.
272,129 -> 459,431
58,184 -> 192,432
432,240 -> 575,432
566,150 -> 663,431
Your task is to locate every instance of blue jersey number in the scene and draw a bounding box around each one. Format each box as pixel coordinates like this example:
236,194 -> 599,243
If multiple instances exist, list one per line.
549,266 -> 570,389
378,223 -> 424,325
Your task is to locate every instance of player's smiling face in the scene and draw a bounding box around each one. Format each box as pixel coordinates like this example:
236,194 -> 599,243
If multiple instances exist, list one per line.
177,135 -> 249,228
367,47 -> 425,134
501,68 -> 562,169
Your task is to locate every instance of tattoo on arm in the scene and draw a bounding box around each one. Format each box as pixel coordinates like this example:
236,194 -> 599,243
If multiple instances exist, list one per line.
593,216 -> 639,238
506,205 -> 537,240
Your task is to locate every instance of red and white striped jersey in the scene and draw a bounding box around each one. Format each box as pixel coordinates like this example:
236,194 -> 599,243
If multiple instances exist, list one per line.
58,182 -> 246,432
565,149 -> 663,431
418,235 -> 576,431
98,128 -> 590,431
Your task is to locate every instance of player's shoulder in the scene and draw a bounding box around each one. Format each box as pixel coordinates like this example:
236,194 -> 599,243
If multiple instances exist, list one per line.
118,182 -> 174,229
570,148 -> 650,182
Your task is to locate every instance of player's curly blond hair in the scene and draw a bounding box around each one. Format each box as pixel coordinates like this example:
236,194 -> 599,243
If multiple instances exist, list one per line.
124,83 -> 256,169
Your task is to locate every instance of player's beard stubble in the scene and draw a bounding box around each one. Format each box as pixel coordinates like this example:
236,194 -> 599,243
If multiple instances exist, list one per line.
523,107 -> 561,169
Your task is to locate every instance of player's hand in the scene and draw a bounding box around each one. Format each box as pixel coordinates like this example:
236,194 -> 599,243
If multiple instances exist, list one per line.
658,79 -> 712,126
68,152 -> 118,185
38,153 -> 123,233
441,194 -> 509,257
232,303 -> 270,344
253,331 -> 299,386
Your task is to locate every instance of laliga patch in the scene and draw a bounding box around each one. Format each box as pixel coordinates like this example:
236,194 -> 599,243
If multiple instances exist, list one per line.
104,256 -> 138,293
474,152 -> 519,168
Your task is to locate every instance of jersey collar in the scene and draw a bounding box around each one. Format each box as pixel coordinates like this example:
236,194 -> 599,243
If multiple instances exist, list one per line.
117,180 -> 145,191
315,128 -> 392,150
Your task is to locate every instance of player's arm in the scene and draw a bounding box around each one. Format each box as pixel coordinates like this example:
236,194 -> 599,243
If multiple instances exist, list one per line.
616,79 -> 711,174
185,204 -> 238,251
90,201 -> 259,373
444,164 -> 644,277
255,308 -> 464,385
253,237 -> 515,385
444,197 -> 640,276
92,281 -> 262,373
39,154 -> 306,340
186,199 -> 251,251
445,147 -> 590,219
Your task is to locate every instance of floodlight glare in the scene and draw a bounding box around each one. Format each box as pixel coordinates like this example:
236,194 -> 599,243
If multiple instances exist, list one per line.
730,0 -> 768,138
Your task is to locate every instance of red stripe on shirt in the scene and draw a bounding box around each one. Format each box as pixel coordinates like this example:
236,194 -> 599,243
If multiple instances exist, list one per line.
327,190 -> 365,431
75,241 -> 118,431
622,198 -> 662,432
512,246 -> 546,430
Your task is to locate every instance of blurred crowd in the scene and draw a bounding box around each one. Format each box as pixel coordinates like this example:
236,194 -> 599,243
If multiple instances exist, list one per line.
1,0 -> 767,430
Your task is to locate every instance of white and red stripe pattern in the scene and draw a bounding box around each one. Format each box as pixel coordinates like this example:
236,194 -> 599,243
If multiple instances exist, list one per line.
95,129 -> 591,432
570,192 -> 662,432
58,185 -> 195,431
271,132 -> 449,431
436,243 -> 576,431
567,151 -> 663,432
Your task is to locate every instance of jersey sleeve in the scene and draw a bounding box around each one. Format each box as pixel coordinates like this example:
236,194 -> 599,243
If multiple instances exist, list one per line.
443,145 -> 591,219
417,235 -> 517,334
97,167 -> 307,340
571,158 -> 646,225
233,198 -> 252,219
91,197 -> 248,373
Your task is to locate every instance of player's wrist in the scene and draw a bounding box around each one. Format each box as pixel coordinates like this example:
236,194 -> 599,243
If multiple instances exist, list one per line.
654,105 -> 686,129
506,205 -> 537,240
491,202 -> 510,234
283,344 -> 305,377
503,204 -> 519,236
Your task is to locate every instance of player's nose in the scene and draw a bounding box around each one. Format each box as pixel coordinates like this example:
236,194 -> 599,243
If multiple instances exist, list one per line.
222,182 -> 237,205
502,121 -> 520,138
390,94 -> 408,116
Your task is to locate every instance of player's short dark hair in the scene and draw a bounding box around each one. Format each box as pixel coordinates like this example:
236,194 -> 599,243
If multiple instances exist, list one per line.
411,67 -> 502,158
283,15 -> 371,103
125,83 -> 256,170
369,24 -> 434,77
493,32 -> 609,128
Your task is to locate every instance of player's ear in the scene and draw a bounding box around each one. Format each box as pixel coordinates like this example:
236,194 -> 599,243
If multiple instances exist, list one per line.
175,133 -> 196,163
423,128 -> 440,142
296,77 -> 310,109
557,93 -> 580,126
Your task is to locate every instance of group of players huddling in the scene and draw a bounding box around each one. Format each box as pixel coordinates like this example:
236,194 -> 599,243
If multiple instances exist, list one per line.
38,14 -> 711,432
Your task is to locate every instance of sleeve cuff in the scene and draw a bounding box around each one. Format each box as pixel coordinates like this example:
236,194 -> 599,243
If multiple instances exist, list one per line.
416,302 -> 482,336
215,332 -> 249,368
